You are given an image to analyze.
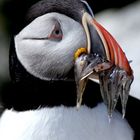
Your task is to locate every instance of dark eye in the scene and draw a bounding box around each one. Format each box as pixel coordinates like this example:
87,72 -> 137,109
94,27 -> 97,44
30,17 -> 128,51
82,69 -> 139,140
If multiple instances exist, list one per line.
48,21 -> 63,41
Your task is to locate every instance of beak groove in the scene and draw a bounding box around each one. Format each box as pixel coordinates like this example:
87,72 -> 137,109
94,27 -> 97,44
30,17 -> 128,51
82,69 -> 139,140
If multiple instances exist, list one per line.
92,19 -> 133,76
74,12 -> 134,118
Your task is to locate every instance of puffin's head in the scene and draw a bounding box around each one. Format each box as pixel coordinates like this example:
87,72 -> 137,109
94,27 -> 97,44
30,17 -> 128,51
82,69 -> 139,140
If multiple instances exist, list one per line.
11,0 -> 88,81
11,0 -> 133,81
11,0 -> 110,81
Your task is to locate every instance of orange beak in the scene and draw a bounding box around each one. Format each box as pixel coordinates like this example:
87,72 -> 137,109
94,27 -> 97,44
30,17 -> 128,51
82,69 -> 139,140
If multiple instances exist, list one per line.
92,19 -> 133,76
81,12 -> 133,76
74,12 -> 134,118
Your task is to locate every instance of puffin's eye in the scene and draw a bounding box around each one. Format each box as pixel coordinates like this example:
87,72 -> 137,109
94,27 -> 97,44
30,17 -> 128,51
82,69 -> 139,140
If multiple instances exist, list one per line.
23,20 -> 63,41
48,21 -> 63,41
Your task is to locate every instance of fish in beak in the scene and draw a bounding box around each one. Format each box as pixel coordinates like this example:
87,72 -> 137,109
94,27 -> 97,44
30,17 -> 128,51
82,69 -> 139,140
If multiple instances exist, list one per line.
74,12 -> 134,118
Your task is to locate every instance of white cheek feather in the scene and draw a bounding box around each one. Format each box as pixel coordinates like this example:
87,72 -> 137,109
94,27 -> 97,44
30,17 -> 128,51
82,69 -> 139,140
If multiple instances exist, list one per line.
0,103 -> 133,140
14,12 -> 86,80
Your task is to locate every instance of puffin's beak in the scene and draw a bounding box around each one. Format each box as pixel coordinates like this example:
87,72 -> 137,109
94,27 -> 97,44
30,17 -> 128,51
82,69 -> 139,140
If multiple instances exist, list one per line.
74,12 -> 134,118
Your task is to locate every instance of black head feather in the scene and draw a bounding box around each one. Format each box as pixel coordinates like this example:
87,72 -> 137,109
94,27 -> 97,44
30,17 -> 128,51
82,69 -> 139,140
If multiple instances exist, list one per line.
3,0 -> 90,35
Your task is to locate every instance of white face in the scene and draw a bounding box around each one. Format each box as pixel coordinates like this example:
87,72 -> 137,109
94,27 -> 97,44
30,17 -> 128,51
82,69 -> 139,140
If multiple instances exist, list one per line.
15,12 -> 86,80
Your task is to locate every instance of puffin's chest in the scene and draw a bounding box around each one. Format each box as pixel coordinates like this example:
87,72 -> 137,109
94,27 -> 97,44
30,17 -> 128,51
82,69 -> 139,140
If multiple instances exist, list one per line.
0,103 -> 133,140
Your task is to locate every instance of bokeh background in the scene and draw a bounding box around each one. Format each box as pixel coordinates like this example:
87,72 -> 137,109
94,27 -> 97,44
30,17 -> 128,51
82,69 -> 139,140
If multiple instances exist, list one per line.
0,0 -> 140,99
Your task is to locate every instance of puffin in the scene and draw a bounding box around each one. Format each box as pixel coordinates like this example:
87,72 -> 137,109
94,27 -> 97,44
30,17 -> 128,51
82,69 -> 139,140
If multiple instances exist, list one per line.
0,0 -> 140,140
